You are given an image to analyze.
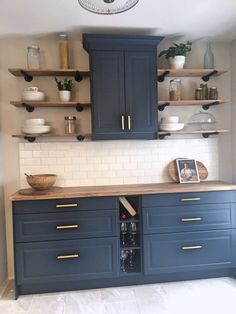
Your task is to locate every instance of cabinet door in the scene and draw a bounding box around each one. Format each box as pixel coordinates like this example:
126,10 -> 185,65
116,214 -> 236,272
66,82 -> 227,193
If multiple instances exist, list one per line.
125,51 -> 157,139
91,51 -> 126,140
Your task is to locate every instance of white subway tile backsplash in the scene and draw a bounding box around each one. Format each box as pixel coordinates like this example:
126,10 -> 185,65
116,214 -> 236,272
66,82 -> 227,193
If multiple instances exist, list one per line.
19,138 -> 219,188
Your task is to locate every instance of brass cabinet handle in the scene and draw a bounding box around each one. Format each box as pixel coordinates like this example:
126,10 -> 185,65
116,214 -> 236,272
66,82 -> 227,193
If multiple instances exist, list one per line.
56,204 -> 78,208
180,198 -> 201,202
56,224 -> 79,230
181,245 -> 202,250
181,217 -> 202,222
127,115 -> 131,130
121,115 -> 125,130
57,253 -> 80,260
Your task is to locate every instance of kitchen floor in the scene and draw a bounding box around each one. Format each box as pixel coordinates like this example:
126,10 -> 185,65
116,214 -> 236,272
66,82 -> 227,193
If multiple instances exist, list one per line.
0,277 -> 236,314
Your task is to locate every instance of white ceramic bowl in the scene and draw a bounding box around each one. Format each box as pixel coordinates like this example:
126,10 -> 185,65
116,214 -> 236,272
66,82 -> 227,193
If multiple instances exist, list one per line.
25,118 -> 45,126
161,116 -> 179,124
159,123 -> 184,131
22,125 -> 51,134
22,91 -> 45,101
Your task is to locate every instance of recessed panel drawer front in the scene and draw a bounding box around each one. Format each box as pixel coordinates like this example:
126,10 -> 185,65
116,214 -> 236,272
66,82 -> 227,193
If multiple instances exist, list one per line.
143,203 -> 235,234
14,210 -> 118,242
142,191 -> 235,207
16,237 -> 119,284
13,196 -> 118,214
144,230 -> 233,275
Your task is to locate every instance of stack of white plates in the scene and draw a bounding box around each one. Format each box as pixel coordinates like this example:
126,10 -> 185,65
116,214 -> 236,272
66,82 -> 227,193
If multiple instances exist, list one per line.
22,118 -> 51,134
159,116 -> 184,131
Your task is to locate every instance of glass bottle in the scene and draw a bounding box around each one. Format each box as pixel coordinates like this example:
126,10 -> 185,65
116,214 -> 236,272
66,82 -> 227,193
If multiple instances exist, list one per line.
200,83 -> 208,100
59,33 -> 69,69
169,79 -> 181,101
27,46 -> 40,69
64,116 -> 76,134
204,42 -> 214,69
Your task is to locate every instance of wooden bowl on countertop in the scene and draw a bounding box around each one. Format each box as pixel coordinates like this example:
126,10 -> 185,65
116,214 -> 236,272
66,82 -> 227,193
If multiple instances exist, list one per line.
25,174 -> 57,191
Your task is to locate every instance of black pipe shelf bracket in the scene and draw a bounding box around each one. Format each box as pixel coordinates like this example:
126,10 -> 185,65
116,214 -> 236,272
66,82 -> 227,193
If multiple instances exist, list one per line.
201,70 -> 218,82
159,133 -> 171,139
202,101 -> 220,110
158,102 -> 170,111
76,104 -> 84,112
20,70 -> 33,82
157,70 -> 170,82
76,135 -> 85,141
23,103 -> 35,112
74,71 -> 83,82
24,136 -> 36,142
202,131 -> 219,138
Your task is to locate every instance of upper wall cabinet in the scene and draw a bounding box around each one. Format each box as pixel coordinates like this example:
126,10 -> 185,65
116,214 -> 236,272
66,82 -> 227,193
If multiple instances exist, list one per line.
83,34 -> 163,140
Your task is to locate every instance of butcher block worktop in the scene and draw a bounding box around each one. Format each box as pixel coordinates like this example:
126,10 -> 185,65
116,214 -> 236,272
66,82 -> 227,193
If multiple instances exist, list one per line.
11,181 -> 236,201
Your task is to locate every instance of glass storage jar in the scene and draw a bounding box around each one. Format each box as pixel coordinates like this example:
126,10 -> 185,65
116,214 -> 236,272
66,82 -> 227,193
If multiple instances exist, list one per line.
27,46 -> 40,69
59,33 -> 69,69
169,79 -> 181,101
64,116 -> 76,134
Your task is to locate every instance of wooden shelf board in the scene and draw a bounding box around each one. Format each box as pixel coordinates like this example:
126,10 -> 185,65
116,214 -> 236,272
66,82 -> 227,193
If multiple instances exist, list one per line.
12,133 -> 92,139
10,101 -> 91,108
157,68 -> 227,77
159,129 -> 229,135
8,68 -> 90,77
158,99 -> 229,106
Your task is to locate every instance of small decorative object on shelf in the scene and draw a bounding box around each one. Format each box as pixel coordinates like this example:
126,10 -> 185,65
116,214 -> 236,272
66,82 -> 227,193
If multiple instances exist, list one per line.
58,33 -> 69,69
55,77 -> 74,101
204,42 -> 214,69
64,116 -> 77,134
195,87 -> 204,100
27,45 -> 40,69
200,83 -> 209,100
158,41 -> 192,69
209,87 -> 218,100
169,79 -> 181,100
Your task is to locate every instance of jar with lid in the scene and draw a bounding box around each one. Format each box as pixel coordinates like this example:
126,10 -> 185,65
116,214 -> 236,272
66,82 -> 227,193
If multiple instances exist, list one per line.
64,116 -> 76,134
59,33 -> 69,69
27,45 -> 40,69
169,79 -> 181,101
195,87 -> 204,100
209,87 -> 218,100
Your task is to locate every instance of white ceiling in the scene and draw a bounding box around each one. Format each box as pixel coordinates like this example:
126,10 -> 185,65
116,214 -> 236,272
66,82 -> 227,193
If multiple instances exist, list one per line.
1,0 -> 236,41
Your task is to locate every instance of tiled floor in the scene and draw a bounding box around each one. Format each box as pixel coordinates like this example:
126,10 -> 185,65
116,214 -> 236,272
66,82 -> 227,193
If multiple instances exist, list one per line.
1,277 -> 236,314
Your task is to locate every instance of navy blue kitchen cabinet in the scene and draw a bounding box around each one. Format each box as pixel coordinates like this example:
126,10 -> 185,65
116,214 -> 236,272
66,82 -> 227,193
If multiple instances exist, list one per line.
83,34 -> 163,140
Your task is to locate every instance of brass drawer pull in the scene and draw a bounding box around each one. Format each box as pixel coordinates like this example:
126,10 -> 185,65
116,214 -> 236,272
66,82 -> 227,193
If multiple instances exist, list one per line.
181,217 -> 202,222
127,115 -> 131,130
182,245 -> 202,250
121,115 -> 125,130
56,224 -> 79,230
180,197 -> 201,202
57,253 -> 80,260
56,204 -> 78,208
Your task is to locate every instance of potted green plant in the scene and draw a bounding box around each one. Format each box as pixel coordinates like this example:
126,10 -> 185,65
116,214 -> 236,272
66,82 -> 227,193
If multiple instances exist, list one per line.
55,77 -> 74,101
158,41 -> 192,69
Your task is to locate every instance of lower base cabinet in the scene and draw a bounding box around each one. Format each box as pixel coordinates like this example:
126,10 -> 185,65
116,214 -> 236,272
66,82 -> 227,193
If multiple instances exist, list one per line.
12,190 -> 236,298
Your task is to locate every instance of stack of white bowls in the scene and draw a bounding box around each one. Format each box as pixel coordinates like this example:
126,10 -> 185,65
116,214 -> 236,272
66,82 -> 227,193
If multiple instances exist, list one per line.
159,116 -> 184,131
22,118 -> 51,134
22,87 -> 45,101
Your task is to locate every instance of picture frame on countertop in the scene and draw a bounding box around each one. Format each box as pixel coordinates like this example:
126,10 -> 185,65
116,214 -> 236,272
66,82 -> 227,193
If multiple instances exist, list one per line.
176,158 -> 200,183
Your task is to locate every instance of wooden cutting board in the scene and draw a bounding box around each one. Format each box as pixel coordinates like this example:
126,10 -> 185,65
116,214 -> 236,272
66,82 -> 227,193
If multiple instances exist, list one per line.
168,159 -> 208,182
19,187 -> 62,196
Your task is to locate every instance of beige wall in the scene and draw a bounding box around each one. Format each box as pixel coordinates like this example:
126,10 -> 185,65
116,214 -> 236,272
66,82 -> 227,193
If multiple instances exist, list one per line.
231,39 -> 236,182
0,35 -> 232,278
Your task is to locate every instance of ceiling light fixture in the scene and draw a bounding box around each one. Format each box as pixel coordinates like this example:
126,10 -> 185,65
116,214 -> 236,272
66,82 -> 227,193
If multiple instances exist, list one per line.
78,0 -> 139,15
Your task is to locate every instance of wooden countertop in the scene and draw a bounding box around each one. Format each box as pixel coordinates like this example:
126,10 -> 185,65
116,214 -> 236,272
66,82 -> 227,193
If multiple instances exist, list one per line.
11,181 -> 236,201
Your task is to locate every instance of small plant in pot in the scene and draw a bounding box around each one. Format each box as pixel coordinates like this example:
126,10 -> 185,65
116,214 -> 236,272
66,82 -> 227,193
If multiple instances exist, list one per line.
55,77 -> 74,101
158,41 -> 192,69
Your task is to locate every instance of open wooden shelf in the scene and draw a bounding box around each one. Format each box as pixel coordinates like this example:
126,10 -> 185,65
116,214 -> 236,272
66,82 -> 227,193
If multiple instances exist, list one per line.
12,133 -> 92,142
158,129 -> 229,139
10,101 -> 91,112
8,68 -> 90,77
158,99 -> 229,111
157,68 -> 227,77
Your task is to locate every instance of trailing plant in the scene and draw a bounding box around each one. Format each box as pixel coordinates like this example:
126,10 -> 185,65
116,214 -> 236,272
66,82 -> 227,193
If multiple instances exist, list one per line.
159,41 -> 192,59
55,77 -> 74,91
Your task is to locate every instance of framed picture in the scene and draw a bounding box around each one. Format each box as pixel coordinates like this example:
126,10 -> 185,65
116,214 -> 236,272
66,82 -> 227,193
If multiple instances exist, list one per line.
176,159 -> 200,183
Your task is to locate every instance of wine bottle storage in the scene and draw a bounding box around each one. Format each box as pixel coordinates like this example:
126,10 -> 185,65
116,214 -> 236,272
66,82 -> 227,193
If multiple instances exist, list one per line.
120,221 -> 140,247
120,248 -> 141,274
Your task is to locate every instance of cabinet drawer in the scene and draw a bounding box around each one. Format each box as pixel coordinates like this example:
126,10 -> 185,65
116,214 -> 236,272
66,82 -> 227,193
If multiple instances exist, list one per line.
143,203 -> 236,234
13,196 -> 118,214
14,210 -> 118,242
15,237 -> 119,284
142,191 -> 235,207
144,230 -> 234,275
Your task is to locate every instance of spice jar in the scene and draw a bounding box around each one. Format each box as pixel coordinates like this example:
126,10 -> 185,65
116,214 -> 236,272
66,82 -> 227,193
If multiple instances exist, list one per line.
27,45 -> 40,69
64,116 -> 76,134
58,33 -> 69,69
209,87 -> 218,100
169,79 -> 181,101
195,87 -> 204,100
